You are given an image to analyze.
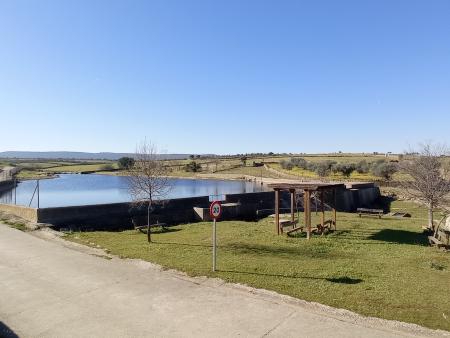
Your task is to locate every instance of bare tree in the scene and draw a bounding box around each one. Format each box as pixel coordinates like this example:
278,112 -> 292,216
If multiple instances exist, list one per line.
400,142 -> 450,231
127,140 -> 171,242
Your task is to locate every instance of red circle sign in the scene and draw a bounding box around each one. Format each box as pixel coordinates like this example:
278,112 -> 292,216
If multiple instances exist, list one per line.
210,201 -> 222,219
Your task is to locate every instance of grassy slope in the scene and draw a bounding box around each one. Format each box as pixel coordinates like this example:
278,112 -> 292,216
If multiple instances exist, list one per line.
217,165 -> 282,178
44,163 -> 118,173
67,200 -> 450,331
269,163 -> 408,182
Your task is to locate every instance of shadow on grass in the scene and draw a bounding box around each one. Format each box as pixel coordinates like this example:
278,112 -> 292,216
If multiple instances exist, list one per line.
0,321 -> 19,338
219,269 -> 363,284
369,229 -> 428,245
326,277 -> 363,284
219,269 -> 324,280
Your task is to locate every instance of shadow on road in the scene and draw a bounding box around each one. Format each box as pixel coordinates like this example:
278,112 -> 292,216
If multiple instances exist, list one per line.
0,321 -> 19,338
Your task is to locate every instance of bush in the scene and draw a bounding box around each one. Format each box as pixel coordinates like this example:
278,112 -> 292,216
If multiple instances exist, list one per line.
280,160 -> 294,170
371,162 -> 398,181
101,164 -> 114,171
333,163 -> 356,177
118,157 -> 135,169
184,161 -> 202,172
253,161 -> 264,167
314,162 -> 332,177
290,158 -> 308,169
356,160 -> 370,174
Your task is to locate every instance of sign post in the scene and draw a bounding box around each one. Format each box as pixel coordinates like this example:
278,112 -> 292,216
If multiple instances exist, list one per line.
209,200 -> 222,272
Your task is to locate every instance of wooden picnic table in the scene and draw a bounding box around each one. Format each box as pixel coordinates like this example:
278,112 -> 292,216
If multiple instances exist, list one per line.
132,219 -> 167,234
357,208 -> 383,219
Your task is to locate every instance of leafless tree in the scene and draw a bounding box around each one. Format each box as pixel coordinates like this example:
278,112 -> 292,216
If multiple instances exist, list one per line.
127,140 -> 171,242
399,142 -> 450,231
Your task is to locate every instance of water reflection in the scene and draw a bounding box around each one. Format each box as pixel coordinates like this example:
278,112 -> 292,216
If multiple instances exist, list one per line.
0,174 -> 266,208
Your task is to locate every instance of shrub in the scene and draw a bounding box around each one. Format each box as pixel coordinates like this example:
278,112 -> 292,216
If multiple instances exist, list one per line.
118,157 -> 135,169
101,164 -> 114,171
314,162 -> 332,177
333,163 -> 356,177
184,161 -> 202,172
356,160 -> 370,174
371,162 -> 398,181
280,160 -> 294,170
253,161 -> 264,167
290,158 -> 308,169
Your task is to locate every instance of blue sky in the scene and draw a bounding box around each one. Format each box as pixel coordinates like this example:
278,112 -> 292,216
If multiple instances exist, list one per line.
0,0 -> 449,154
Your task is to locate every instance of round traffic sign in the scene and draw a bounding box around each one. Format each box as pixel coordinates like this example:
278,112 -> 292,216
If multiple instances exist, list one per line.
210,201 -> 222,219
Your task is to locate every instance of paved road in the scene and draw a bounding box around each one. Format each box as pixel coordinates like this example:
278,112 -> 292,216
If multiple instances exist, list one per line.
0,224 -> 446,338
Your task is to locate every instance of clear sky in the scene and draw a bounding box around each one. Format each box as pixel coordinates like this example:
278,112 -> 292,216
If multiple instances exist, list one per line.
0,0 -> 449,154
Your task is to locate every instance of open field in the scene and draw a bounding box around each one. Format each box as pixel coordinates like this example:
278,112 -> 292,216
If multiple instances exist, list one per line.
66,200 -> 450,331
3,153 -> 446,183
214,165 -> 282,178
269,163 -> 407,182
43,163 -> 119,173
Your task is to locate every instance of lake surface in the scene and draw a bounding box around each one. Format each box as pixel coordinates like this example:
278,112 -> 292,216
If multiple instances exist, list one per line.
0,174 -> 267,208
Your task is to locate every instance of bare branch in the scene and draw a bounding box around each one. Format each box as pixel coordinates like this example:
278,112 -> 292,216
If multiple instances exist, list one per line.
399,142 -> 450,230
127,140 -> 172,242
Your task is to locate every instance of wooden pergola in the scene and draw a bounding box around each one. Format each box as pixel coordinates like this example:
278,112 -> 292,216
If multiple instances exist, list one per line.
267,182 -> 344,239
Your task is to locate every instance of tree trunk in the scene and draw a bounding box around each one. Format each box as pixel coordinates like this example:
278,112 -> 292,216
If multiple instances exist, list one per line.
428,202 -> 434,231
147,202 -> 151,243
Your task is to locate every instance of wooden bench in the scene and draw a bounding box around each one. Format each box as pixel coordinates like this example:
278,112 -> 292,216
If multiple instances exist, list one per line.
132,219 -> 167,234
357,208 -> 383,219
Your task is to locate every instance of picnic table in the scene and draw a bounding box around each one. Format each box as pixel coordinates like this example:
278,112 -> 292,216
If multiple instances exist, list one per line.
132,219 -> 167,233
357,208 -> 383,219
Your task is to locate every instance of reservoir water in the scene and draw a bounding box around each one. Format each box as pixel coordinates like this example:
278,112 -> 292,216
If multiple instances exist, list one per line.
0,174 -> 266,208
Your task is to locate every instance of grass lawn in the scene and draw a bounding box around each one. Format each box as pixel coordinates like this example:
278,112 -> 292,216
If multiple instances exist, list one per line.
66,200 -> 450,331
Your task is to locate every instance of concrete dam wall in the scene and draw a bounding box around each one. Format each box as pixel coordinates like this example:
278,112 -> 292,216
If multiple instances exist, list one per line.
0,184 -> 380,230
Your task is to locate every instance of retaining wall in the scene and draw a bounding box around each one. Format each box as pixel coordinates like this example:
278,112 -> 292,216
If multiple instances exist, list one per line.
0,185 -> 380,230
35,192 -> 276,230
0,204 -> 38,222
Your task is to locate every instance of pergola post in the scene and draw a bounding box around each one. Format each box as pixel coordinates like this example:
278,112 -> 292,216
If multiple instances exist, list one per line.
268,182 -> 343,238
304,190 -> 311,239
290,189 -> 295,223
320,189 -> 325,230
275,189 -> 280,235
332,188 -> 337,230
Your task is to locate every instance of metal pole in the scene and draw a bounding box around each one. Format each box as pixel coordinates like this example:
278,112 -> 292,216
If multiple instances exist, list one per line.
37,180 -> 40,209
212,218 -> 217,272
14,178 -> 17,205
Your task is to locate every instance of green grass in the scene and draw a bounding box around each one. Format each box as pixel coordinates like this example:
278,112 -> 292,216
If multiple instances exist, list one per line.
66,200 -> 450,331
16,170 -> 55,180
45,163 -> 118,173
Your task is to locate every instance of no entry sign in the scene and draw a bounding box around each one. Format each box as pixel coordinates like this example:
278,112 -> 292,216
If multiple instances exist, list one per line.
209,201 -> 222,219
